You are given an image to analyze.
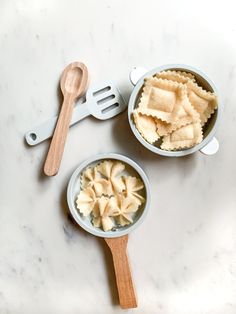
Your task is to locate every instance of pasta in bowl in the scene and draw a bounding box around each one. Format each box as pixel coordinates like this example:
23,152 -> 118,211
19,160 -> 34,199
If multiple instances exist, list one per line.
128,64 -> 221,157
67,153 -> 150,238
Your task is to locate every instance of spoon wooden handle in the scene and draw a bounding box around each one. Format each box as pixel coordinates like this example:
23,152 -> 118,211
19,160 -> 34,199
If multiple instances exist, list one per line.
104,235 -> 137,309
44,95 -> 74,176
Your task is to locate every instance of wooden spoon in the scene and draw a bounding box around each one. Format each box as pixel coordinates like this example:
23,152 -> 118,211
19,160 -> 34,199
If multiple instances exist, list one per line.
44,62 -> 88,176
105,235 -> 137,309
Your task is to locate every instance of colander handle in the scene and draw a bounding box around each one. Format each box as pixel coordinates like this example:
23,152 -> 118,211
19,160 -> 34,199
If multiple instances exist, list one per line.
105,235 -> 137,309
129,66 -> 148,86
199,137 -> 219,155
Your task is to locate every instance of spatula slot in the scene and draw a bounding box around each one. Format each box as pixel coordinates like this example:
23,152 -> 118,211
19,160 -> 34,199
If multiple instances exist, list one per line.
93,86 -> 111,96
102,103 -> 119,114
97,94 -> 115,105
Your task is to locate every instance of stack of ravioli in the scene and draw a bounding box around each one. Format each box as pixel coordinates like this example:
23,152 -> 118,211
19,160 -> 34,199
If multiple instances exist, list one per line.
133,70 -> 218,151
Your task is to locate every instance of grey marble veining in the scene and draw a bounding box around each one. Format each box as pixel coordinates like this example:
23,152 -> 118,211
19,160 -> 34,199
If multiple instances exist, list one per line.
0,0 -> 236,313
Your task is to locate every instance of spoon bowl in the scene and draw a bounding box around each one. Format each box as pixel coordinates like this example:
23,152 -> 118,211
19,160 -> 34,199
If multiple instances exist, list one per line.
60,62 -> 88,98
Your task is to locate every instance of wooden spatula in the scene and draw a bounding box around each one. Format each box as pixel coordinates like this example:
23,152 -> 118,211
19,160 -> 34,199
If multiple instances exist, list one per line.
44,62 -> 88,176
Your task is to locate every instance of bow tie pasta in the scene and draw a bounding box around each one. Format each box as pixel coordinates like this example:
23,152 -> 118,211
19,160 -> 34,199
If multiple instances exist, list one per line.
76,160 -> 145,231
92,196 -> 116,232
133,70 -> 217,151
76,187 -> 97,216
81,167 -> 112,196
97,160 -> 125,194
111,195 -> 139,226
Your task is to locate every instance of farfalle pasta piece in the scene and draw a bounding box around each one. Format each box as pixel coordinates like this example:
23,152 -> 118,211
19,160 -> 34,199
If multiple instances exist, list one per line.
92,196 -> 117,231
156,70 -> 195,84
97,160 -> 125,194
76,187 -> 97,217
186,80 -> 217,125
123,176 -> 145,205
161,122 -> 203,151
137,77 -> 188,123
81,167 -> 100,187
133,110 -> 160,144
81,167 -> 111,196
112,195 -> 139,226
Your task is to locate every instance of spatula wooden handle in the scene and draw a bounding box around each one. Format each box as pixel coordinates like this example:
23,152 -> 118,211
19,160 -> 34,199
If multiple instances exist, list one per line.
44,95 -> 74,176
105,235 -> 137,309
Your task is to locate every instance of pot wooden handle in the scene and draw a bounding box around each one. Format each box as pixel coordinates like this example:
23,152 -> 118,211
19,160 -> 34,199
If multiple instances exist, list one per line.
44,95 -> 74,176
105,235 -> 137,309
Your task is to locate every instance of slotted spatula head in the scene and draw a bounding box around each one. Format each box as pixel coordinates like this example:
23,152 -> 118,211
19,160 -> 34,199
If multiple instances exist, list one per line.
86,81 -> 127,120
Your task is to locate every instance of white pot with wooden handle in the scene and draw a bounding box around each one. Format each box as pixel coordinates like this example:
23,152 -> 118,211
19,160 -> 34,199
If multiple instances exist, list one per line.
67,153 -> 151,309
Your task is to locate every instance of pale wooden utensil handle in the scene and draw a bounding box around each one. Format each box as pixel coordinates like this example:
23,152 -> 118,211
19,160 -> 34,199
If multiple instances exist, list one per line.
105,235 -> 137,309
44,95 -> 74,176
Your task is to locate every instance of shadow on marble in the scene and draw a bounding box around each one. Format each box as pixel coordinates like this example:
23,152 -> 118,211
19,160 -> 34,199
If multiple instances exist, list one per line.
59,183 -> 120,306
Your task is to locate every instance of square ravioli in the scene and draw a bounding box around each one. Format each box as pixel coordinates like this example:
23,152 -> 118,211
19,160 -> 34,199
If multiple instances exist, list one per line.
133,110 -> 160,144
187,80 -> 217,125
155,119 -> 176,136
161,122 -> 203,151
137,77 -> 187,123
137,77 -> 200,130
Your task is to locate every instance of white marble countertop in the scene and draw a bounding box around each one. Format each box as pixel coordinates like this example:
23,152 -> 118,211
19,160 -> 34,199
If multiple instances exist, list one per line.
1,0 -> 236,313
